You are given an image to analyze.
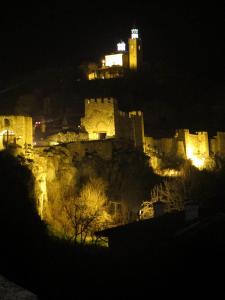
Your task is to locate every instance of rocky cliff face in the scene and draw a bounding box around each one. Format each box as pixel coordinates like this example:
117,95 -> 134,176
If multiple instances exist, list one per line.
29,146 -> 78,226
25,143 -> 157,231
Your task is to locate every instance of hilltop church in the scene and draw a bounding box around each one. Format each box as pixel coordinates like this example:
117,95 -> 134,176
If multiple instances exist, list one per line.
88,28 -> 142,80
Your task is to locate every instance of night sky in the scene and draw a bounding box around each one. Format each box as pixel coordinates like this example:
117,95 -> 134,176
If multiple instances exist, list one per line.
1,2 -> 225,84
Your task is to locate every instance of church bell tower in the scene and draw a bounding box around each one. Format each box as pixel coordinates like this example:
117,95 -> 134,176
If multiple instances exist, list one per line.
128,28 -> 142,71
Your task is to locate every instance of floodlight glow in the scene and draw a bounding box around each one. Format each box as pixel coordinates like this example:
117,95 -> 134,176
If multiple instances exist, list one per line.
117,41 -> 126,51
131,28 -> 139,39
105,53 -> 123,67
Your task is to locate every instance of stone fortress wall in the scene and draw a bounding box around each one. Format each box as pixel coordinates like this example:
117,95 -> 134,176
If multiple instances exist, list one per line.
2,101 -> 225,174
144,129 -> 225,170
210,132 -> 225,157
81,98 -> 117,140
81,97 -> 144,150
39,97 -> 225,170
2,109 -> 225,219
0,115 -> 32,151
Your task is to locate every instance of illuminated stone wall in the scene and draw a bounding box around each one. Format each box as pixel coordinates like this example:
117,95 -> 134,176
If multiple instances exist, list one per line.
145,129 -> 212,170
144,135 -> 186,170
210,132 -> 225,157
46,131 -> 88,145
158,138 -> 175,156
0,116 -> 32,151
30,129 -> 225,220
183,130 -> 209,158
105,53 -> 124,67
128,38 -> 142,71
144,136 -> 185,158
104,53 -> 128,68
81,98 -> 118,140
182,129 -> 209,168
81,98 -> 145,150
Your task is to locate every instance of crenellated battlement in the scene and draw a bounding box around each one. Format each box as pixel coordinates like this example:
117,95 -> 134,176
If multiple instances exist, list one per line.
85,97 -> 116,105
129,111 -> 143,117
81,98 -> 144,149
196,131 -> 208,135
144,128 -> 225,170
118,110 -> 129,117
82,97 -> 118,140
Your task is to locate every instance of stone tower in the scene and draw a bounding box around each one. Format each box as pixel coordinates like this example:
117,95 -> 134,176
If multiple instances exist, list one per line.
128,28 -> 142,71
81,98 -> 119,140
0,115 -> 33,151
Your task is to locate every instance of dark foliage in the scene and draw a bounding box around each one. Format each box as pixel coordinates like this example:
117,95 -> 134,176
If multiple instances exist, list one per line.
0,150 -> 47,293
74,147 -> 161,216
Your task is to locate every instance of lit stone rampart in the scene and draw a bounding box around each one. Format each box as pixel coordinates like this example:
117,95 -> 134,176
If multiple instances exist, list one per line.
183,130 -> 209,168
81,98 -> 118,140
0,115 -> 32,151
81,98 -> 145,149
210,132 -> 225,157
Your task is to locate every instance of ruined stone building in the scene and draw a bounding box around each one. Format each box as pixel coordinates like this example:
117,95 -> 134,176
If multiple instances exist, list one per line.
0,116 -> 32,152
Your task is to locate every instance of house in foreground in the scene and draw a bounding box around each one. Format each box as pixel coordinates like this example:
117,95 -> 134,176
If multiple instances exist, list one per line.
96,210 -> 225,255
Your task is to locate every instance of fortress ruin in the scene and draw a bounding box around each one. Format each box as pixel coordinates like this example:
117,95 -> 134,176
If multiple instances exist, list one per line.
0,115 -> 32,153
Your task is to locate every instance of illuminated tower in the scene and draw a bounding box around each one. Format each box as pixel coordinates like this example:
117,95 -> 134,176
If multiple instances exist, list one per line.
128,28 -> 142,71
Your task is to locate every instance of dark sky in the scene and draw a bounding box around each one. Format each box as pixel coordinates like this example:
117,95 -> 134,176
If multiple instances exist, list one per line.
1,2 -> 225,83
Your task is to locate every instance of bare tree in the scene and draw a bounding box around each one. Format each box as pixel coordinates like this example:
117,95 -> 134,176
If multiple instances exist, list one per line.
63,177 -> 112,243
140,177 -> 187,219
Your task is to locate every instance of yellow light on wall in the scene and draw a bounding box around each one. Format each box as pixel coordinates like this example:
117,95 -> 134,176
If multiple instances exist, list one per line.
88,72 -> 96,80
0,129 -> 15,135
190,156 -> 205,169
186,144 -> 205,169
